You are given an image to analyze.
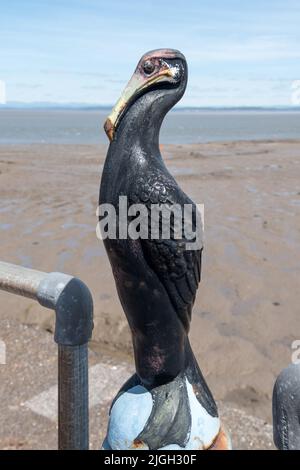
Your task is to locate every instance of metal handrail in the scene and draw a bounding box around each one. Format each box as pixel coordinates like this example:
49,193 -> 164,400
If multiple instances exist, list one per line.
0,261 -> 94,450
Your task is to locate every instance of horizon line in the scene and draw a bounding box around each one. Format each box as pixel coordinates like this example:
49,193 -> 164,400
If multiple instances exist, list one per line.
0,102 -> 300,111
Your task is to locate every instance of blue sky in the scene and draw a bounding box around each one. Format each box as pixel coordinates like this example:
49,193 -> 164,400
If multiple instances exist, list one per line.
1,0 -> 300,107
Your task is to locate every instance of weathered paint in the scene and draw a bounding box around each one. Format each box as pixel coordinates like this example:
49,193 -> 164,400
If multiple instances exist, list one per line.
106,384 -> 153,450
183,378 -> 220,449
100,48 -> 231,451
104,49 -> 183,141
102,376 -> 231,450
207,426 -> 232,450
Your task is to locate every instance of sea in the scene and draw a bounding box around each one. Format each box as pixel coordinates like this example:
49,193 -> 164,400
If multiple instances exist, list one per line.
0,108 -> 299,145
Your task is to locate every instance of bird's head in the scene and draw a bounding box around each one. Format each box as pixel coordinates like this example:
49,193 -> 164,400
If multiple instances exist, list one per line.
104,48 -> 187,141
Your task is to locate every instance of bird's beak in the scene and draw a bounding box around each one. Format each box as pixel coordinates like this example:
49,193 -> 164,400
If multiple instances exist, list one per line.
104,65 -> 176,141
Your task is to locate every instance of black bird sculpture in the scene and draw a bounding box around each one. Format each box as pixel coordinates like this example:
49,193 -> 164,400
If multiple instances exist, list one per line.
99,49 -> 231,450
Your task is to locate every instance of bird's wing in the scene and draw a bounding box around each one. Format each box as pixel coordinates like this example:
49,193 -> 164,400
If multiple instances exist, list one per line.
130,172 -> 203,331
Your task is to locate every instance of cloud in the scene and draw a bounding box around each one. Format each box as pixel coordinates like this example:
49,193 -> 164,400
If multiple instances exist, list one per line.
81,85 -> 103,90
187,36 -> 300,62
1,1 -> 300,106
40,69 -> 110,78
15,83 -> 42,89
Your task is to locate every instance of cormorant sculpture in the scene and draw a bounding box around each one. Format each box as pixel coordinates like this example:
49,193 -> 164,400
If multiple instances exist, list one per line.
99,49 -> 231,450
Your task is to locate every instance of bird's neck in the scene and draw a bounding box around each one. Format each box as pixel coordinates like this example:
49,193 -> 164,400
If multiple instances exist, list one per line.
113,92 -> 172,156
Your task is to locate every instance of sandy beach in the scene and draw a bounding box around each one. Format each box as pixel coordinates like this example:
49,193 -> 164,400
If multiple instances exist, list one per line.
1,139 -> 300,430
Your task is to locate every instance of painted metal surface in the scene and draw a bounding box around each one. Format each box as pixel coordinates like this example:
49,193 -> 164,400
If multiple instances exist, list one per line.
273,363 -> 300,450
104,377 -> 229,450
100,49 -> 231,450
0,261 -> 93,449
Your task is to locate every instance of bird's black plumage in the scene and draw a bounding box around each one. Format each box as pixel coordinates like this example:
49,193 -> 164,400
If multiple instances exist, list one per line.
99,49 -> 217,424
133,170 -> 203,331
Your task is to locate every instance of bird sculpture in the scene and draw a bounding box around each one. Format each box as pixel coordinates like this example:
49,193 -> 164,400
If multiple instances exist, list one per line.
99,48 -> 231,450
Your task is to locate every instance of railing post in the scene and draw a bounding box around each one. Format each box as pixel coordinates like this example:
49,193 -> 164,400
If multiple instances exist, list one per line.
0,262 -> 94,450
37,273 -> 93,450
273,363 -> 300,450
58,344 -> 89,450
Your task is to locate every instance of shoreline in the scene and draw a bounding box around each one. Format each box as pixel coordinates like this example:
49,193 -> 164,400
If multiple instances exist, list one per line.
1,109 -> 300,145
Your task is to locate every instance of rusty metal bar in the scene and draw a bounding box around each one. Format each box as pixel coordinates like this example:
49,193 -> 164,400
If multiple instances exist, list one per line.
0,261 -> 93,450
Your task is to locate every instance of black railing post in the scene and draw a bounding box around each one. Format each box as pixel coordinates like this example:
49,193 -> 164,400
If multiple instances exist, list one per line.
0,262 -> 94,450
273,363 -> 300,450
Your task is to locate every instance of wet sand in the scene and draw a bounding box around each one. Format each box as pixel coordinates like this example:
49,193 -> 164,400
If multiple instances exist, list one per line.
0,140 -> 300,424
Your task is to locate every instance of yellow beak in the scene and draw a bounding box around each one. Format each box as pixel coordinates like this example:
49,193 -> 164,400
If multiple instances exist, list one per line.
104,66 -> 175,141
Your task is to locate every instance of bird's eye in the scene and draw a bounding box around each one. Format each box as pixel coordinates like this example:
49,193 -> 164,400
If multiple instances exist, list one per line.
143,60 -> 155,75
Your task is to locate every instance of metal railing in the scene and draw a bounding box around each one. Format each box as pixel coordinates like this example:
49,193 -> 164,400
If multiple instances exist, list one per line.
0,261 -> 94,450
273,363 -> 300,450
